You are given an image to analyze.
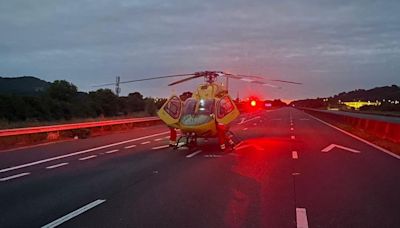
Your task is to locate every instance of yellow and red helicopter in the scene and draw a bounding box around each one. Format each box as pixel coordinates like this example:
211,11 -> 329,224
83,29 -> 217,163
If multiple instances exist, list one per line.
96,71 -> 301,150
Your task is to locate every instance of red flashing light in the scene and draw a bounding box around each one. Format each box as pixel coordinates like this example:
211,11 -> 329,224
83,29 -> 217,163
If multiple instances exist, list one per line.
250,100 -> 257,107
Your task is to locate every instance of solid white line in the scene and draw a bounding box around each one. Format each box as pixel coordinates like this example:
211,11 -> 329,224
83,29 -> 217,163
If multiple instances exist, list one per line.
292,151 -> 298,159
291,135 -> 295,140
78,155 -> 97,161
0,131 -> 169,174
105,149 -> 119,154
0,172 -> 30,181
186,150 -> 202,158
141,141 -> 150,145
42,199 -> 106,228
152,145 -> 169,150
46,163 -> 69,169
296,208 -> 309,228
306,113 -> 400,160
124,145 -> 136,149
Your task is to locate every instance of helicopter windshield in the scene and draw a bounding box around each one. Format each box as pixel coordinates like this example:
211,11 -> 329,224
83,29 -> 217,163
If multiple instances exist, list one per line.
182,98 -> 214,115
182,98 -> 197,115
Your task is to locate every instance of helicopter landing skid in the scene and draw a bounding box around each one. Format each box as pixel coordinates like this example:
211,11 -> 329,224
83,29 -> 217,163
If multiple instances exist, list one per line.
173,134 -> 198,150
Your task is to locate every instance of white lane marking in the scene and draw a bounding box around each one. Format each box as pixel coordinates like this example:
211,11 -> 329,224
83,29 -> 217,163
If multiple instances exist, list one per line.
296,208 -> 309,228
154,138 -> 163,141
291,135 -> 295,140
0,172 -> 30,182
105,149 -> 119,154
42,199 -> 106,228
290,127 -> 294,131
0,131 -> 169,174
152,145 -> 169,150
306,113 -> 400,160
204,154 -> 223,158
300,118 -> 310,121
238,118 -> 246,124
78,155 -> 97,161
243,128 -> 248,131
292,151 -> 298,159
239,116 -> 261,125
253,123 -> 257,126
186,150 -> 202,158
164,136 -> 170,139
46,163 -> 69,169
141,141 -> 150,145
124,145 -> 136,149
321,144 -> 360,153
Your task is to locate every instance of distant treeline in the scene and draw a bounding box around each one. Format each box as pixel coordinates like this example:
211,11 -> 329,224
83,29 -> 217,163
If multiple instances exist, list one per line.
290,85 -> 400,111
0,80 -> 167,122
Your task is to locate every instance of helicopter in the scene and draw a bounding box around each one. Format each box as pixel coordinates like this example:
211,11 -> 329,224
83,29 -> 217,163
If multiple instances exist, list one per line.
95,71 -> 301,151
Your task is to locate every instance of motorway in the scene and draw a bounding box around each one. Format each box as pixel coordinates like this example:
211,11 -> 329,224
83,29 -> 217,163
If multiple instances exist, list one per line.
0,107 -> 399,228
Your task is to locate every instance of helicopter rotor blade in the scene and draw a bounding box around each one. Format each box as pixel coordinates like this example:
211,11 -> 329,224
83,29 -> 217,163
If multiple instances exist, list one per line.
228,73 -> 301,85
270,79 -> 302,85
92,73 -> 196,87
168,74 -> 203,86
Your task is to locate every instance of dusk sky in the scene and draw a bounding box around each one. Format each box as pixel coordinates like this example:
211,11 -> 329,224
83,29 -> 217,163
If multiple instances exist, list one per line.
1,0 -> 399,101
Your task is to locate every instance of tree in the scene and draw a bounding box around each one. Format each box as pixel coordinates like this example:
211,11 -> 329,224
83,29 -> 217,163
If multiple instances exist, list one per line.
89,89 -> 119,117
126,92 -> 145,112
47,80 -> 78,102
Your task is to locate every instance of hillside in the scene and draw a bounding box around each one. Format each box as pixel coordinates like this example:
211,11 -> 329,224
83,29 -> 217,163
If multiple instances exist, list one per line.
290,85 -> 400,110
0,76 -> 51,95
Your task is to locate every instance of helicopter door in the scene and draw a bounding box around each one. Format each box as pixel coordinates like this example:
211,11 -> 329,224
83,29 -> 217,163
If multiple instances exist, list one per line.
215,95 -> 240,125
158,95 -> 182,126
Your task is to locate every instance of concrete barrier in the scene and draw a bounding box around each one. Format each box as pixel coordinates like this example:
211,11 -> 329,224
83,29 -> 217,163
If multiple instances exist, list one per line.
0,117 -> 162,149
301,108 -> 400,144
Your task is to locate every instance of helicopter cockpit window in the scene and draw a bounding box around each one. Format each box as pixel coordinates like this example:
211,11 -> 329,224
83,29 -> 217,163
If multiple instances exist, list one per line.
164,96 -> 181,119
182,98 -> 197,115
197,99 -> 214,115
217,97 -> 234,119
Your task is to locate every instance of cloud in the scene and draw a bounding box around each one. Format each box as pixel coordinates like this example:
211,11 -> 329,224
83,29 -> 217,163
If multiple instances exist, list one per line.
0,0 -> 399,99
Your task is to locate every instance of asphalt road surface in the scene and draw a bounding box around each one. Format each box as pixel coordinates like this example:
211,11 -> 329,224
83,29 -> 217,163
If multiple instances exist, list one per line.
0,107 -> 399,228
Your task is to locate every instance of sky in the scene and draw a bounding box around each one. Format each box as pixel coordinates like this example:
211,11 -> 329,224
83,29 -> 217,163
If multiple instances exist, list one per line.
1,0 -> 399,101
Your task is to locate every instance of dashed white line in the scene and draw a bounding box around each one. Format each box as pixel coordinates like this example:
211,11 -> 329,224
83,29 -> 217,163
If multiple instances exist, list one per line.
292,151 -> 298,159
141,141 -> 150,145
78,155 -> 97,161
105,149 -> 119,154
0,172 -> 30,181
290,127 -> 294,131
0,131 -> 170,174
243,128 -> 248,131
204,154 -> 223,158
291,135 -> 295,140
41,199 -> 106,228
296,208 -> 309,228
186,150 -> 202,158
46,163 -> 69,169
152,145 -> 169,150
124,145 -> 136,149
154,138 -> 163,141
